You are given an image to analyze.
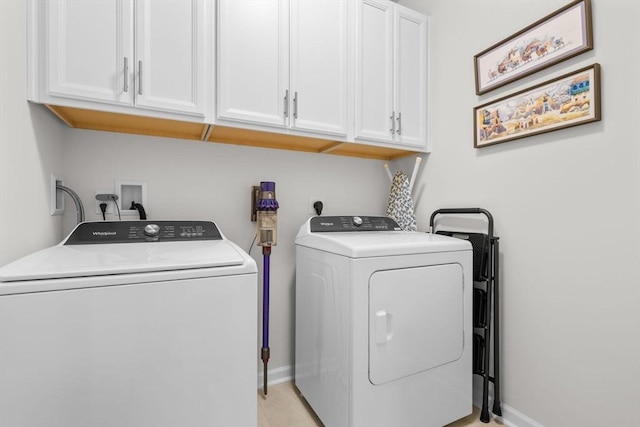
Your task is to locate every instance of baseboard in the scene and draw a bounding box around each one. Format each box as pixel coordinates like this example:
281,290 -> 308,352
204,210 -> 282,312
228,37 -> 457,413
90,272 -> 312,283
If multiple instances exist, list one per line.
257,364 -> 293,389
473,382 -> 544,427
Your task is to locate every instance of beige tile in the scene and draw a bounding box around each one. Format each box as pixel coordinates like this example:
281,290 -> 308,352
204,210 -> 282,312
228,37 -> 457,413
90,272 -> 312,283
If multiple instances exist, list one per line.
258,382 -> 322,427
258,381 -> 503,427
445,406 -> 503,427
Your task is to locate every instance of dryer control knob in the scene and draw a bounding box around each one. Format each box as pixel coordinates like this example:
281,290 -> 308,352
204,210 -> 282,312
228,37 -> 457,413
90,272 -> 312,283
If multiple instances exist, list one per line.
144,223 -> 160,237
352,216 -> 363,227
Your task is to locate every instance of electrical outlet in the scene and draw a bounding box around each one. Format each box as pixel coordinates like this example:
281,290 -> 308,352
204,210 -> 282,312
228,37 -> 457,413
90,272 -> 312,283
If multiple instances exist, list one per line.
94,191 -> 116,215
308,197 -> 324,215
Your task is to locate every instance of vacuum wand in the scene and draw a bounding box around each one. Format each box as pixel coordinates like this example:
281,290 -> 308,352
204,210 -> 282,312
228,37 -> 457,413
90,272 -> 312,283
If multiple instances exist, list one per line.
261,245 -> 271,395
256,182 -> 278,397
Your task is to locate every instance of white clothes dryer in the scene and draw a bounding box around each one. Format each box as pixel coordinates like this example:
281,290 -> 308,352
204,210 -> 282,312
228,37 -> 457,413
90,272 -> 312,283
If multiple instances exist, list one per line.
295,216 -> 473,427
0,220 -> 257,427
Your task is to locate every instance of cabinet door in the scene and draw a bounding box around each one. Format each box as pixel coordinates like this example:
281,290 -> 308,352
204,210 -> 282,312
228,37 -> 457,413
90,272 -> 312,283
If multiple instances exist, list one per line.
47,0 -> 134,105
135,0 -> 208,117
289,0 -> 349,136
217,0 -> 289,127
395,6 -> 427,147
354,0 -> 394,144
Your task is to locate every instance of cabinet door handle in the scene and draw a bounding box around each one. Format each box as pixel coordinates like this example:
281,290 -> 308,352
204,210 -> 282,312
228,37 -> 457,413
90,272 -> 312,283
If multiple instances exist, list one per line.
397,112 -> 402,135
284,90 -> 289,118
390,111 -> 396,134
123,57 -> 129,92
138,60 -> 143,95
293,92 -> 298,119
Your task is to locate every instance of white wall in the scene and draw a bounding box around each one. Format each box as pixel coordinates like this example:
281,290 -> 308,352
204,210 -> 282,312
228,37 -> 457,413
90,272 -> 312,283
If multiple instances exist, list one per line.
0,1 -> 65,266
58,128 -> 390,378
399,0 -> 640,425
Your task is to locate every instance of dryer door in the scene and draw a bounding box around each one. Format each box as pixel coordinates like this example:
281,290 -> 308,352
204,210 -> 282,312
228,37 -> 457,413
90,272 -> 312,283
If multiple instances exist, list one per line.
369,264 -> 464,385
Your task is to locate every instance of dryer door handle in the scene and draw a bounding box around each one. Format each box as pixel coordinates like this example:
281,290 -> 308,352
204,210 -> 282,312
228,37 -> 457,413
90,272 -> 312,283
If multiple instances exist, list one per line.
374,310 -> 392,344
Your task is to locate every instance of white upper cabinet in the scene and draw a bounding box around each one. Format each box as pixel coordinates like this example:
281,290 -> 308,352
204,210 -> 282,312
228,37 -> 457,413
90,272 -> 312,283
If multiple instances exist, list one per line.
355,0 -> 394,144
28,0 -> 429,157
355,0 -> 427,148
45,0 -> 134,106
217,0 -> 289,127
134,0 -> 208,116
217,0 -> 350,137
32,0 -> 211,120
289,1 -> 349,136
395,6 -> 428,147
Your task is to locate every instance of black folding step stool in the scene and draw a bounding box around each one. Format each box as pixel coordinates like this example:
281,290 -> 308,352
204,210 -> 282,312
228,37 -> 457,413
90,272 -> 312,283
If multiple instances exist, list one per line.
429,208 -> 502,423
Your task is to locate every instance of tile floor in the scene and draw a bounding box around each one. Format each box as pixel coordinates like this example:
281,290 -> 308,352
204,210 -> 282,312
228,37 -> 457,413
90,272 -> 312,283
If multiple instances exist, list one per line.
258,381 -> 504,427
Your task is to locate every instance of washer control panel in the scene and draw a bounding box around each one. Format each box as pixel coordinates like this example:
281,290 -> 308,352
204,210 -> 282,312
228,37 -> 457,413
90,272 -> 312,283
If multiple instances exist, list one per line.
64,220 -> 223,245
309,216 -> 401,232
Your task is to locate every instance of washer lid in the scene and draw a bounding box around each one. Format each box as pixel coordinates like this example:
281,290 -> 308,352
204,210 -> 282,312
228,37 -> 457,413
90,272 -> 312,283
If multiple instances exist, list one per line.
0,240 -> 251,282
295,217 -> 471,257
0,221 -> 254,282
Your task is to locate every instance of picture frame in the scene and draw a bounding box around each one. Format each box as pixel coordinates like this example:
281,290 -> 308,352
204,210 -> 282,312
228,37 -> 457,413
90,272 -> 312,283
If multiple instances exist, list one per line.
473,63 -> 601,148
474,0 -> 593,96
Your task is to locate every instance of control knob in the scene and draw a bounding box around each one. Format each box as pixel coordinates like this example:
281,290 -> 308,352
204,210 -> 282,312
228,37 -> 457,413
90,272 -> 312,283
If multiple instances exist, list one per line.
352,216 -> 363,227
144,223 -> 160,237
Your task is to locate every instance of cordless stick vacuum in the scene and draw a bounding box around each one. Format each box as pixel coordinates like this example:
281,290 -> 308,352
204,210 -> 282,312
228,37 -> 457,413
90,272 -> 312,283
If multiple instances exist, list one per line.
256,182 -> 278,397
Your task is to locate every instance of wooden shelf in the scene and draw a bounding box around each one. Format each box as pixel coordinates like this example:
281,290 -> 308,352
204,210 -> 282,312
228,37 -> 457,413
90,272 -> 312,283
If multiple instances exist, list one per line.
323,141 -> 418,160
45,105 -> 422,160
46,105 -> 208,141
206,125 -> 341,154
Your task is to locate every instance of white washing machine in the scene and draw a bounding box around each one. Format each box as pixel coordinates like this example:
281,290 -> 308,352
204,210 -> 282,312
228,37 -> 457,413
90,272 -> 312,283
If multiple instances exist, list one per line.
0,220 -> 257,427
295,216 -> 473,427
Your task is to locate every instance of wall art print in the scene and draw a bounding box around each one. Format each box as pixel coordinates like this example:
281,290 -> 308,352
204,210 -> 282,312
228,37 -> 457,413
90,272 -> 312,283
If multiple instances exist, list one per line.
474,63 -> 600,148
474,0 -> 593,96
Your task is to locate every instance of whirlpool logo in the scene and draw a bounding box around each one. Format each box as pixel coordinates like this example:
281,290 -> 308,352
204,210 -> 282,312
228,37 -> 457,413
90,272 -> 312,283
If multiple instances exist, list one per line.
92,231 -> 117,237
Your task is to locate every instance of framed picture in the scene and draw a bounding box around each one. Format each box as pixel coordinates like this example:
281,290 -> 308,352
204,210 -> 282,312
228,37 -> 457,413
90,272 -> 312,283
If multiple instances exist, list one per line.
474,63 -> 601,148
474,0 -> 593,95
